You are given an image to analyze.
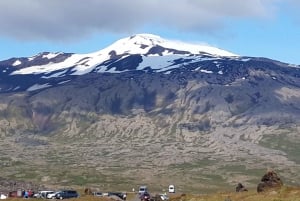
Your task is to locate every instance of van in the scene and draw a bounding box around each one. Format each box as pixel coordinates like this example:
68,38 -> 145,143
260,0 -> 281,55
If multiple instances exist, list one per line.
138,186 -> 148,194
168,185 -> 175,193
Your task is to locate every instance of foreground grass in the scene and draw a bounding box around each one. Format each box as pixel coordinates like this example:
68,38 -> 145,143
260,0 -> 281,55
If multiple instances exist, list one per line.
170,186 -> 300,201
3,186 -> 300,201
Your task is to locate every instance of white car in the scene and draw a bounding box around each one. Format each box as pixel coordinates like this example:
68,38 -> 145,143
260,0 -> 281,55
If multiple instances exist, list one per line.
33,191 -> 54,199
168,185 -> 175,193
0,194 -> 7,200
138,186 -> 148,195
93,192 -> 103,197
47,192 -> 59,199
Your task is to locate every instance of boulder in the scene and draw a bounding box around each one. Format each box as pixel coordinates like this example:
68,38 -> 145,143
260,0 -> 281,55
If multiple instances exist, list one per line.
257,170 -> 283,192
235,183 -> 248,192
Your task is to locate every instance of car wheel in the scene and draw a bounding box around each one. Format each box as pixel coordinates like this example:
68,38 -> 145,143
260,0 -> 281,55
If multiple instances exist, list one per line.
60,196 -> 63,200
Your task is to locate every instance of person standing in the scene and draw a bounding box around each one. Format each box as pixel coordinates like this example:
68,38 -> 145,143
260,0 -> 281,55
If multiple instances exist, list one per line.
24,190 -> 29,199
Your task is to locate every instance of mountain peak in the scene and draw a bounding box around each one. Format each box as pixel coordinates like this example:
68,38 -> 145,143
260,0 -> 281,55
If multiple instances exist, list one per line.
102,33 -> 237,57
128,33 -> 166,45
129,33 -> 163,40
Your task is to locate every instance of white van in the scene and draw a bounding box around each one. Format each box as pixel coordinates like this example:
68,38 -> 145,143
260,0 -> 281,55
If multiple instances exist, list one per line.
168,185 -> 175,193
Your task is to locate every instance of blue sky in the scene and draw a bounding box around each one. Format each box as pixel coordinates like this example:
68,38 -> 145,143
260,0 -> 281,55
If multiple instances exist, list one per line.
0,0 -> 299,64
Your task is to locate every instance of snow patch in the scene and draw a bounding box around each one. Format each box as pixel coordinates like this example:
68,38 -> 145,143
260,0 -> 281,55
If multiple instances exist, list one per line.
58,80 -> 71,85
200,69 -> 213,74
42,53 -> 59,59
41,69 -> 69,78
11,54 -> 84,75
288,64 -> 299,68
13,86 -> 20,91
12,60 -> 22,66
27,83 -> 51,91
163,71 -> 172,74
239,58 -> 251,62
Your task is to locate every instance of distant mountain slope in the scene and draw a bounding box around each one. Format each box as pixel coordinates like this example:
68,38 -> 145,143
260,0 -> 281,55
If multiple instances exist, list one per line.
0,34 -> 299,192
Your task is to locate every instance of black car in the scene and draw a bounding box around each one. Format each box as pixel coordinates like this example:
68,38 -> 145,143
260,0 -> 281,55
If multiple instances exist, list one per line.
55,190 -> 79,199
108,192 -> 127,200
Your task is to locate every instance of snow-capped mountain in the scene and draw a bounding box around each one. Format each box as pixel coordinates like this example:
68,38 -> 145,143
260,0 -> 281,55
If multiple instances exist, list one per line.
0,34 -> 245,92
1,34 -> 300,191
9,34 -> 237,74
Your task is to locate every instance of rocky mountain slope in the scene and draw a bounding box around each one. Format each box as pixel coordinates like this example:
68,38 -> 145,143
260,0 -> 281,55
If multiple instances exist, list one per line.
0,34 -> 300,192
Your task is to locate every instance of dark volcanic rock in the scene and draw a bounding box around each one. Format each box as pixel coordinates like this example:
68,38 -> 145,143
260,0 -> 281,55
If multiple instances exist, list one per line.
235,183 -> 248,192
257,170 -> 283,192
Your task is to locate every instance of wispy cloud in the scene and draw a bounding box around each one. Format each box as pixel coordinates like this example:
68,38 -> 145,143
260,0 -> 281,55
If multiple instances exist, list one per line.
0,0 -> 293,41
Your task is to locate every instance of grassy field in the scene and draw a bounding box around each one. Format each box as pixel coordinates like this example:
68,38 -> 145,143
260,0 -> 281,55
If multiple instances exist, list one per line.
3,186 -> 300,201
174,186 -> 300,201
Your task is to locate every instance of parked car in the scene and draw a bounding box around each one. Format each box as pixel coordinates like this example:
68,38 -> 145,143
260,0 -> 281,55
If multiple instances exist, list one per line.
0,193 -> 7,199
168,185 -> 175,193
47,192 -> 59,199
139,192 -> 151,201
108,192 -> 127,200
33,191 -> 55,199
55,190 -> 79,199
93,192 -> 102,197
138,186 -> 148,195
108,192 -> 126,200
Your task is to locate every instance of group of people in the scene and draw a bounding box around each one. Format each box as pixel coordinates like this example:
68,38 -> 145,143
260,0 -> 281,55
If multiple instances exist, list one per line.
23,189 -> 34,198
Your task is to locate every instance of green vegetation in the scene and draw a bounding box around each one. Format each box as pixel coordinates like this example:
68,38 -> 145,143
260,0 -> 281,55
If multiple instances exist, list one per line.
259,133 -> 300,164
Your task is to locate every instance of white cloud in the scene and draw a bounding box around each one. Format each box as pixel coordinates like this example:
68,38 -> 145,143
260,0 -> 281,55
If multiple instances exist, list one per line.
0,0 -> 291,41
